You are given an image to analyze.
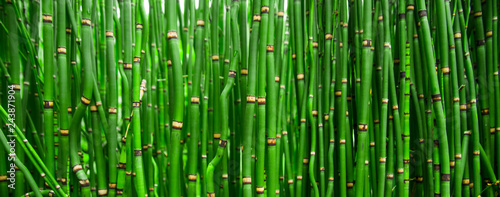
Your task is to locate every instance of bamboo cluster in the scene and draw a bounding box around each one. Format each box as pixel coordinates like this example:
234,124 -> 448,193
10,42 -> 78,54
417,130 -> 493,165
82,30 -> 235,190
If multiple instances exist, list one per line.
0,0 -> 500,196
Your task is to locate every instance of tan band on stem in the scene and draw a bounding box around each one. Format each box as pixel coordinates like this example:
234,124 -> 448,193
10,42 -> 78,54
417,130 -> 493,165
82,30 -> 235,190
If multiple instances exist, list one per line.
256,187 -> 265,194
82,18 -> 91,26
172,121 -> 183,130
191,96 -> 200,104
98,189 -> 108,196
242,177 -> 252,184
167,31 -> 178,39
197,20 -> 205,26
188,174 -> 197,182
43,14 -> 53,23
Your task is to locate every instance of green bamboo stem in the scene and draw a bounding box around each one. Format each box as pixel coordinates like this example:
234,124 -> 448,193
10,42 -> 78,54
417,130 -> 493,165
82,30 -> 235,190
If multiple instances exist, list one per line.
41,0 -> 55,181
166,0 -> 185,194
206,51 -> 239,197
68,0 -> 94,195
353,0 -> 373,195
186,0 -> 204,196
266,0 -> 279,194
105,0 -> 118,194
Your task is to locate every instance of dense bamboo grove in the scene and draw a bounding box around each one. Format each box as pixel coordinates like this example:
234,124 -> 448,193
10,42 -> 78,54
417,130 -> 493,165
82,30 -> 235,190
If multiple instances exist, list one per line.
1,0 -> 500,196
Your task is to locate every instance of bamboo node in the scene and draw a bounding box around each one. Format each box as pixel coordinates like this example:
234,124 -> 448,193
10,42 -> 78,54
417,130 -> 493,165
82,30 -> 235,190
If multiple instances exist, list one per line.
240,68 -> 248,75
481,108 -> 489,115
167,31 -> 178,39
246,96 -> 256,103
473,150 -> 480,155
188,174 -> 197,182
418,10 -> 427,17
474,11 -> 482,17
312,42 -> 319,48
72,165 -> 83,173
258,97 -> 266,105
123,63 -> 132,69
282,131 -> 288,135
44,100 -> 54,108
197,20 -> 205,26
296,176 -> 303,180
172,121 -> 183,130
339,139 -> 346,144
347,182 -> 354,188
303,158 -> 309,164
191,96 -> 200,104
256,187 -> 265,194
43,14 -> 53,23
57,47 -> 67,54
98,189 -> 108,196
358,124 -> 368,131
386,174 -> 394,179
297,73 -> 305,80
253,15 -> 261,21
407,4 -> 414,10
213,133 -> 221,139
441,174 -> 451,181
490,127 -> 495,134
228,70 -> 236,78
242,177 -> 252,184
362,39 -> 372,47
370,142 -> 375,147
267,138 -> 276,146
132,102 -> 140,108
464,130 -> 471,135
325,34 -> 333,40
431,94 -> 442,101
441,67 -> 450,74
278,11 -> 284,17
81,18 -> 91,26
276,134 -> 281,138
300,118 -> 306,123
328,177 -> 334,181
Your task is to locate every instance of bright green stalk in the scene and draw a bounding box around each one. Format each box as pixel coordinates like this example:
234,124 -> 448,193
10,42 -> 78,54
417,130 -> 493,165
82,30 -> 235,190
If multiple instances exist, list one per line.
186,0 -> 204,196
293,0 -> 305,111
353,0 -> 374,196
105,0 -> 118,194
67,0 -> 93,196
377,0 -> 390,196
335,0 -> 349,195
42,0 -> 55,180
256,0 -> 269,195
90,103 -> 108,196
166,0 -> 185,194
56,0 -> 70,192
206,52 -> 239,197
458,1 -> 482,194
415,0 -> 452,195
493,0 -> 500,184
131,1 -> 147,195
266,0 -> 279,195
323,0 -> 333,196
0,129 -> 41,197
212,0 -> 221,161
